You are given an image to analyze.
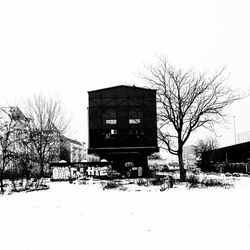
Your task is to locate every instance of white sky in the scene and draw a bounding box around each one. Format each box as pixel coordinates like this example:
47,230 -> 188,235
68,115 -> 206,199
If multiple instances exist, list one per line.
1,0 -> 250,151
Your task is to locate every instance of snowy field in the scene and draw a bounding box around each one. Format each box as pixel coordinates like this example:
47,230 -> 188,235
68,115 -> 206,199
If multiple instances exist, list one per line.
1,178 -> 250,250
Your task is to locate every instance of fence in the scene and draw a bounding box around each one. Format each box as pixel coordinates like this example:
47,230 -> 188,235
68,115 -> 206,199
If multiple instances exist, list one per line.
50,161 -> 112,180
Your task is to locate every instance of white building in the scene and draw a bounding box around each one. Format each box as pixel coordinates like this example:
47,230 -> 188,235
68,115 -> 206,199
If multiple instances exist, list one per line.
60,137 -> 86,162
0,107 -> 30,171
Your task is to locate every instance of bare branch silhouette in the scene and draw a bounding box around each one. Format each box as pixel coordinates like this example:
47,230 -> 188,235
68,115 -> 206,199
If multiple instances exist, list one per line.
141,56 -> 245,181
24,94 -> 70,177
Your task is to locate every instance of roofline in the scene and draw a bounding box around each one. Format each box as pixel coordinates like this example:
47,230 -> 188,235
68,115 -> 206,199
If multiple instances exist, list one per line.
89,146 -> 158,150
0,106 -> 29,121
62,136 -> 83,146
204,141 -> 250,153
88,84 -> 157,93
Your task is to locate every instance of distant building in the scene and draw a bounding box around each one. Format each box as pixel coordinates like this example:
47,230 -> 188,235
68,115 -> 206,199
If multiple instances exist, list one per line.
201,141 -> 250,173
237,130 -> 250,144
0,107 -> 30,171
60,136 -> 86,162
183,145 -> 197,168
86,153 -> 100,162
202,141 -> 250,165
0,107 -> 30,153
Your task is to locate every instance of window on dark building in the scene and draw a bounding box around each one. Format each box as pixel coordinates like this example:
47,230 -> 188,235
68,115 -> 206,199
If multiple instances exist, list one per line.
103,129 -> 118,139
105,119 -> 117,125
129,108 -> 142,125
111,129 -> 117,135
129,118 -> 140,124
103,108 -> 117,125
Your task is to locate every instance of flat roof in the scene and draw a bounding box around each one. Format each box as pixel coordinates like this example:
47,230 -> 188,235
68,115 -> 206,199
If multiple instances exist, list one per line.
205,140 -> 250,153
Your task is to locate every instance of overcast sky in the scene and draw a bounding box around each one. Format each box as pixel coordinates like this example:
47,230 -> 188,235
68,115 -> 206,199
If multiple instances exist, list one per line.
1,0 -> 250,151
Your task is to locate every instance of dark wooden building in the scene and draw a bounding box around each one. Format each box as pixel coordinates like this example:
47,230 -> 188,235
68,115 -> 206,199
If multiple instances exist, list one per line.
88,85 -> 158,175
201,141 -> 250,172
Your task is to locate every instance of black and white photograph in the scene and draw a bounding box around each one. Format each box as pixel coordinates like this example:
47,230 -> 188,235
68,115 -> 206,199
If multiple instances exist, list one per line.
1,1 -> 250,250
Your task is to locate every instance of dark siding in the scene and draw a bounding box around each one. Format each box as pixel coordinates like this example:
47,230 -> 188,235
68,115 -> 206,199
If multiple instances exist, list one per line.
88,86 -> 158,154
201,141 -> 250,170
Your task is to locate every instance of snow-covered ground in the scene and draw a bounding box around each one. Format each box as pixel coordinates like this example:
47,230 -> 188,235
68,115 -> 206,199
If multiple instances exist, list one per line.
1,177 -> 250,250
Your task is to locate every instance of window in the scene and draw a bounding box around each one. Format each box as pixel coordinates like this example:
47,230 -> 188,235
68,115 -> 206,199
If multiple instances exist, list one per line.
106,119 -> 117,125
111,129 -> 117,135
129,108 -> 142,125
103,108 -> 117,125
129,118 -> 140,124
103,129 -> 117,139
102,129 -> 117,139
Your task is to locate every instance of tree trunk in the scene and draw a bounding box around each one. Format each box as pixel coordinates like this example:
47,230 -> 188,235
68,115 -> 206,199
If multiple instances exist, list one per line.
0,176 -> 4,194
40,163 -> 44,178
178,152 -> 186,182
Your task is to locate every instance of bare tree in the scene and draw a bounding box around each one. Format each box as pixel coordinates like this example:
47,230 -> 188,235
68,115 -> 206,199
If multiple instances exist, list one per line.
25,94 -> 69,177
142,56 -> 244,181
193,137 -> 219,157
0,107 -> 29,193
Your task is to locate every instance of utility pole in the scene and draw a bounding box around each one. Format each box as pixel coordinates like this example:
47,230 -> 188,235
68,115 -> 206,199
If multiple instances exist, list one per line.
233,116 -> 237,144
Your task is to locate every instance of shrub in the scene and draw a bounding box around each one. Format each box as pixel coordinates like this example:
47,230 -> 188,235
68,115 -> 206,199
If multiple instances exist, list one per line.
109,169 -> 121,179
151,176 -> 165,186
148,169 -> 157,178
186,174 -> 200,188
136,179 -> 149,186
103,181 -> 119,190
186,174 -> 233,189
201,177 -> 232,188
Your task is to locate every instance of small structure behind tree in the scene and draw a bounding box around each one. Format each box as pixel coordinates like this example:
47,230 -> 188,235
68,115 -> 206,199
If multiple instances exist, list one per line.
201,141 -> 250,173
